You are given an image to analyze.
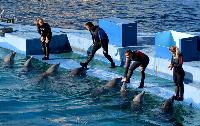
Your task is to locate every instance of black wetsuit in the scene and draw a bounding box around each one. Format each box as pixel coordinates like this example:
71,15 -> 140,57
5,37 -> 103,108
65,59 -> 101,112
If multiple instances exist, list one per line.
37,23 -> 52,58
124,51 -> 149,85
83,26 -> 115,66
171,54 -> 185,100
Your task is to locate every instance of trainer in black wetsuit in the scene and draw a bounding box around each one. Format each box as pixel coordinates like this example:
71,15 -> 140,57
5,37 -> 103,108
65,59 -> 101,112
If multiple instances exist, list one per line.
80,22 -> 115,68
36,18 -> 52,60
168,46 -> 185,101
122,50 -> 149,88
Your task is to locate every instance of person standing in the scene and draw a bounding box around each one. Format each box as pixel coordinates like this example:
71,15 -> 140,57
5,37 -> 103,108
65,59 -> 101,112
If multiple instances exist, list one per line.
35,18 -> 52,60
168,46 -> 185,101
122,50 -> 149,88
80,22 -> 115,68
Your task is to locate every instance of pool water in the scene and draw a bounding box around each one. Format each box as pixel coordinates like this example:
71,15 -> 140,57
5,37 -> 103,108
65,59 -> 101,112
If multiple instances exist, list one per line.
0,47 -> 200,126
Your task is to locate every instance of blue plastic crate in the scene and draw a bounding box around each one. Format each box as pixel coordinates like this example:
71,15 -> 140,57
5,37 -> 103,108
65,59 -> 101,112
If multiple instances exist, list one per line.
155,30 -> 199,61
179,36 -> 198,61
155,31 -> 175,47
99,17 -> 137,47
155,45 -> 172,59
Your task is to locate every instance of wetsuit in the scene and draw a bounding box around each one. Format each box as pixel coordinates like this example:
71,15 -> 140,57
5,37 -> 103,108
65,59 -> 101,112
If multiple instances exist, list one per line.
37,23 -> 52,58
171,53 -> 185,100
124,50 -> 149,87
81,26 -> 115,67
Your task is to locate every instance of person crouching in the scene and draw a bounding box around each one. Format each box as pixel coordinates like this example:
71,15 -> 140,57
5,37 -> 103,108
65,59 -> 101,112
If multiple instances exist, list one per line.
122,50 -> 149,88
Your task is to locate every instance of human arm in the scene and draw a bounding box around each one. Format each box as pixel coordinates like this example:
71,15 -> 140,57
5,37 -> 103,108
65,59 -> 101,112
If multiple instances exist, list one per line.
123,57 -> 131,78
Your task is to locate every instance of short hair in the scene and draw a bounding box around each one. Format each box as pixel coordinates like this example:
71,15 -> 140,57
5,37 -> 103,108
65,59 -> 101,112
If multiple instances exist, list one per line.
85,22 -> 94,27
125,49 -> 132,54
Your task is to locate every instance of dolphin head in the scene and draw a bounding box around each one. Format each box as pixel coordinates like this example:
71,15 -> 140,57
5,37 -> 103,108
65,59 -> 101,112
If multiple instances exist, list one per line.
69,67 -> 88,76
106,77 -> 122,89
24,56 -> 33,67
11,51 -> 16,58
45,63 -> 60,75
161,96 -> 175,113
4,51 -> 16,63
132,91 -> 145,103
52,63 -> 60,71
131,91 -> 145,107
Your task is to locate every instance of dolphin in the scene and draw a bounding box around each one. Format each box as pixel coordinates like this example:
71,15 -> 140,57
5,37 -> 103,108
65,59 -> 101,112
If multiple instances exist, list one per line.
43,63 -> 60,77
94,77 -> 122,96
3,51 -> 16,63
24,56 -> 33,67
131,91 -> 145,107
35,63 -> 60,83
21,56 -> 33,72
104,77 -> 122,89
68,67 -> 88,76
3,51 -> 16,67
160,96 -> 175,114
132,91 -> 145,103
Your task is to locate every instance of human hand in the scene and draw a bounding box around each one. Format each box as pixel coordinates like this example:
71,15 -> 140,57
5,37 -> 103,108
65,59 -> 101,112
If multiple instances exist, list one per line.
40,36 -> 45,42
45,37 -> 49,43
168,64 -> 173,70
122,77 -> 127,82
140,67 -> 144,72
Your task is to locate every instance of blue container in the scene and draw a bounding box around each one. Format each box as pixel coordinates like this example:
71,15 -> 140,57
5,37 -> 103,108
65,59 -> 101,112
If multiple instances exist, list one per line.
197,36 -> 200,52
99,17 -> 137,47
155,31 -> 175,47
155,30 -> 199,61
155,45 -> 172,59
155,31 -> 175,59
179,36 -> 198,61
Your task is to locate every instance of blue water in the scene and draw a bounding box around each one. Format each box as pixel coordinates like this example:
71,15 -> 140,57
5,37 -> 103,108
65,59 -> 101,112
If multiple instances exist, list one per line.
1,0 -> 200,32
0,48 -> 200,126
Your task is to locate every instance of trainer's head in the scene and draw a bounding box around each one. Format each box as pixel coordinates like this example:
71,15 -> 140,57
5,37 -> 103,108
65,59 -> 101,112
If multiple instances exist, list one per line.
35,18 -> 44,27
169,46 -> 176,54
125,50 -> 133,58
84,22 -> 94,31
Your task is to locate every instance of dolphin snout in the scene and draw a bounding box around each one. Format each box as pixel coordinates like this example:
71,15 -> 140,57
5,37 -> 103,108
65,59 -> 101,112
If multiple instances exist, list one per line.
141,91 -> 145,95
12,52 -> 16,55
